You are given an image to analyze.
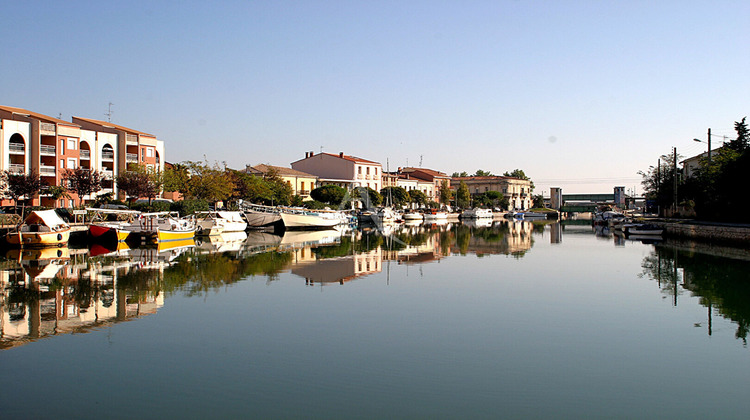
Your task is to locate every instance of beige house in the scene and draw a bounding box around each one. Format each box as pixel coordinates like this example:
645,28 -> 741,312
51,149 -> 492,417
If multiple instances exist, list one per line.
291,151 -> 382,192
399,167 -> 451,202
245,164 -> 318,200
452,176 -> 533,210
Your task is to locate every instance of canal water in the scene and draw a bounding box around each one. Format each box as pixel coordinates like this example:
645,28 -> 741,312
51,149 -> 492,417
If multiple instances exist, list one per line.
1,220 -> 749,419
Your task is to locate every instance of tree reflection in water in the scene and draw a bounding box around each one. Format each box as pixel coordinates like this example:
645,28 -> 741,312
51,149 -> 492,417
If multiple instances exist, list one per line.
641,244 -> 750,344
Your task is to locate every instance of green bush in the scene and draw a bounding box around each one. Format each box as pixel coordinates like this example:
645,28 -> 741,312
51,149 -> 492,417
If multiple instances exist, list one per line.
131,201 -> 172,213
170,199 -> 209,215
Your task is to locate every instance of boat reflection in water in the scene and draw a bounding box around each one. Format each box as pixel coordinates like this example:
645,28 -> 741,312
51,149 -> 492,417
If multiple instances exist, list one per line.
1,220 -> 534,350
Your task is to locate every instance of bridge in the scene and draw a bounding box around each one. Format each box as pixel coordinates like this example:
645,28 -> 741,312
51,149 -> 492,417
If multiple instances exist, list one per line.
559,194 -> 614,213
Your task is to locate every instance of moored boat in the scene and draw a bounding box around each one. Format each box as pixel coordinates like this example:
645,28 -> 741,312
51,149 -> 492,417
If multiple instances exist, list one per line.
461,208 -> 493,219
242,203 -> 283,228
423,209 -> 448,221
622,223 -> 664,236
278,207 -> 345,229
195,211 -> 247,235
6,210 -> 71,247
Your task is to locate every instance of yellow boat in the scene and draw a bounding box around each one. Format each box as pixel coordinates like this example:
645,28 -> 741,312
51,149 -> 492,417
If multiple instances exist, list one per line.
6,210 -> 71,247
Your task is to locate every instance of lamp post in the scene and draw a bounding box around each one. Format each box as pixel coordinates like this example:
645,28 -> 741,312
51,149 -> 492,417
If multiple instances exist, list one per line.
693,128 -> 712,161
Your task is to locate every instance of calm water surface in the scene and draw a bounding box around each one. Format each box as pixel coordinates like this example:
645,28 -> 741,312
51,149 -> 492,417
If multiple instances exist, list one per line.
1,220 -> 749,419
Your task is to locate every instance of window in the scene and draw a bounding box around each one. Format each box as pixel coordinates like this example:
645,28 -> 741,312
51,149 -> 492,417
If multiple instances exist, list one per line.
60,139 -> 65,154
60,159 -> 65,169
358,167 -> 362,174
68,158 -> 76,169
141,148 -> 145,161
68,139 -> 76,150
374,168 -> 378,176
366,167 -> 370,175
146,148 -> 154,157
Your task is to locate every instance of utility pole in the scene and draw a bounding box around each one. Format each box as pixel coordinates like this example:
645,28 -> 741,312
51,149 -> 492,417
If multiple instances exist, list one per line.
657,158 -> 660,216
673,147 -> 678,216
707,128 -> 712,161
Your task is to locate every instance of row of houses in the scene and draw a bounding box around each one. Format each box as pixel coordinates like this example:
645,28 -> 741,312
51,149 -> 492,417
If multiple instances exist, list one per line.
247,151 -> 534,209
0,105 -> 164,207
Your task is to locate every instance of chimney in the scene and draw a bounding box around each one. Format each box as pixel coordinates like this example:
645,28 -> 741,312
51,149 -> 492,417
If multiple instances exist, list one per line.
305,152 -> 309,158
310,151 -> 314,157
339,152 -> 344,157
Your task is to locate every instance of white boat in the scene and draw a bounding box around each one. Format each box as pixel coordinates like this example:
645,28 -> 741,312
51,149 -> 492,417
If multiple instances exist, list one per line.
402,211 -> 423,221
372,207 -> 397,224
461,208 -> 493,219
6,210 -> 71,247
623,223 -> 664,236
423,209 -> 448,221
242,203 -> 282,228
195,211 -> 247,235
279,208 -> 344,229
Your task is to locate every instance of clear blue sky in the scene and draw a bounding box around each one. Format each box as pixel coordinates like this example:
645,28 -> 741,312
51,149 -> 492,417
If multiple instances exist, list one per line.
2,0 -> 748,194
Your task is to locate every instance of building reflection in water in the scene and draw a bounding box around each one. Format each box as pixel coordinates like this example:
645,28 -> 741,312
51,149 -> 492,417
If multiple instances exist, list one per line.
1,220 -> 540,348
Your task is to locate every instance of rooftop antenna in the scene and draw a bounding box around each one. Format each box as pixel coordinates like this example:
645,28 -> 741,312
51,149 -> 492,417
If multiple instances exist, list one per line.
105,102 -> 114,122
320,145 -> 323,153
419,155 -> 423,167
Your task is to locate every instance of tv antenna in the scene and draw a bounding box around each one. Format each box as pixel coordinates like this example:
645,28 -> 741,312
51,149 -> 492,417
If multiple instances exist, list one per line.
419,154 -> 423,167
105,102 -> 114,122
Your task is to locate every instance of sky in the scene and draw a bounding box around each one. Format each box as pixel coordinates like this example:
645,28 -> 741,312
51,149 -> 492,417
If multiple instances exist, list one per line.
2,0 -> 748,195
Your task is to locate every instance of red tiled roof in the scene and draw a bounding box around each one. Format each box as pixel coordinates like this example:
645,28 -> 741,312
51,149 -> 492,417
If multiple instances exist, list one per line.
293,152 -> 380,165
401,167 -> 449,178
247,164 -> 317,177
72,116 -> 155,137
0,105 -> 79,127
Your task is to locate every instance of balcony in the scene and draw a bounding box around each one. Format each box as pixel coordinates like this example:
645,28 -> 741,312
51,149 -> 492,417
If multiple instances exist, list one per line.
40,144 -> 56,156
126,133 -> 138,145
9,143 -> 25,154
102,151 -> 115,161
101,169 -> 114,179
40,165 -> 56,176
40,122 -> 56,136
9,164 -> 24,174
298,190 -> 311,196
126,153 -> 138,163
80,150 -> 90,160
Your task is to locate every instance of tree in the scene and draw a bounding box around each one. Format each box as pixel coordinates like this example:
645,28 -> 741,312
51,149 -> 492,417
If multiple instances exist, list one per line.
45,185 -> 71,207
727,116 -> 749,153
408,189 -> 428,207
639,149 -> 681,216
503,169 -> 535,191
310,185 -> 347,205
456,180 -> 470,208
473,169 -> 492,176
263,167 -> 293,206
63,167 -> 104,206
380,186 -> 409,207
116,164 -> 163,204
163,163 -> 191,197
1,170 -> 45,213
438,180 -> 452,207
451,171 -> 468,178
476,190 -> 505,209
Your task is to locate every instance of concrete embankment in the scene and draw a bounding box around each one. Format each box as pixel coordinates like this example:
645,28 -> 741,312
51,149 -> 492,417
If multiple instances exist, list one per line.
649,220 -> 750,246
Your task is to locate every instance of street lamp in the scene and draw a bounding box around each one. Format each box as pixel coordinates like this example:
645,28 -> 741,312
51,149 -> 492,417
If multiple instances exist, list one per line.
693,128 -> 712,161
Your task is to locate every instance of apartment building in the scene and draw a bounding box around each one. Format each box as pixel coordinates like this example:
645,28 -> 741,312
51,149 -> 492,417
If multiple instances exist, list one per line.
0,105 -> 164,207
291,151 -> 382,192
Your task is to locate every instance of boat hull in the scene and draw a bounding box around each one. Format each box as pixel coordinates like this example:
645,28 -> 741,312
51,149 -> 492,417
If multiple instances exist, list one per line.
6,229 -> 71,247
280,212 -> 341,229
157,227 -> 197,243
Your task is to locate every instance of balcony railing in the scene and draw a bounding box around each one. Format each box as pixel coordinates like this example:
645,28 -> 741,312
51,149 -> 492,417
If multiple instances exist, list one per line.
39,122 -> 56,136
298,190 -> 311,196
40,165 -> 56,176
126,153 -> 138,162
40,144 -> 56,155
102,151 -> 115,161
101,169 -> 114,179
9,143 -> 25,154
9,164 -> 24,174
80,150 -> 90,159
126,133 -> 138,144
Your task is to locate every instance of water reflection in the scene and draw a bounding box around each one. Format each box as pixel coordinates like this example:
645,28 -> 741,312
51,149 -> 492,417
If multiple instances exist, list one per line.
3,219 -> 750,350
640,241 -> 750,344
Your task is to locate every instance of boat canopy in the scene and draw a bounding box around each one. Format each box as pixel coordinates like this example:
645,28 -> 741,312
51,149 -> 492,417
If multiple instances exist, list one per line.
24,210 -> 69,230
